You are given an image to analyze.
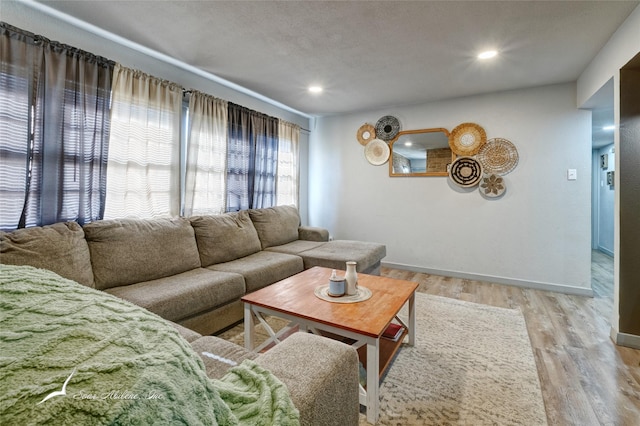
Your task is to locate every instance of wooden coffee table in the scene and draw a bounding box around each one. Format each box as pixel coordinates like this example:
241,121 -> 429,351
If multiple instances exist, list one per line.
241,266 -> 418,424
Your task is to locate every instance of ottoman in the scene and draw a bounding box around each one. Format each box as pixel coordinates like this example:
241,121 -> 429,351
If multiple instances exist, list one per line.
295,240 -> 386,275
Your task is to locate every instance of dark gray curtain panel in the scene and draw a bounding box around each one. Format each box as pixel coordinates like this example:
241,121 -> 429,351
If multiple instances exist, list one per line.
226,103 -> 252,212
0,22 -> 114,230
226,103 -> 279,211
251,111 -> 278,209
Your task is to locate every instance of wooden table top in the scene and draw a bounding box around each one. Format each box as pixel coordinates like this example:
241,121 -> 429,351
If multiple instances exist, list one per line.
241,266 -> 418,338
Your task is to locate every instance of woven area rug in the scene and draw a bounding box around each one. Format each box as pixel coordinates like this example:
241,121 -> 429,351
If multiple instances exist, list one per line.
220,293 -> 548,425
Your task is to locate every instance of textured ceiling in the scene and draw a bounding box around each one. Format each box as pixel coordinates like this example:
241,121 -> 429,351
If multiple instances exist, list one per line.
35,0 -> 637,120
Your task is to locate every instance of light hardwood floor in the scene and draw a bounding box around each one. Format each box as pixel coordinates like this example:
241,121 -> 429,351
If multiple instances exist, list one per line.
381,250 -> 640,426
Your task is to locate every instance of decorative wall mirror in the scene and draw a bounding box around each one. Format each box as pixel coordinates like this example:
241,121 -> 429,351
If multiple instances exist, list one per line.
389,128 -> 453,176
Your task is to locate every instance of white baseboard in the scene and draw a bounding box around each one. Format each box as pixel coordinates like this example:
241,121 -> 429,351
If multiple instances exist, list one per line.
381,262 -> 594,297
610,328 -> 640,349
597,246 -> 614,257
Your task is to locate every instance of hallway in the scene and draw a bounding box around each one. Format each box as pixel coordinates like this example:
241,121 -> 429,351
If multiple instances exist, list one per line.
591,249 -> 614,317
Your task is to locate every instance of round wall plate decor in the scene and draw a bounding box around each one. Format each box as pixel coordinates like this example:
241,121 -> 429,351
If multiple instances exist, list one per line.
375,115 -> 400,141
364,138 -> 390,165
356,123 -> 376,146
449,156 -> 483,187
479,173 -> 506,198
476,138 -> 519,175
449,122 -> 487,156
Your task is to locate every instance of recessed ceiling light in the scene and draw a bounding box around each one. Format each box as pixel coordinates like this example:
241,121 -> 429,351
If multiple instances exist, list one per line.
308,86 -> 323,94
603,125 -> 615,131
478,50 -> 498,60
404,142 -> 413,147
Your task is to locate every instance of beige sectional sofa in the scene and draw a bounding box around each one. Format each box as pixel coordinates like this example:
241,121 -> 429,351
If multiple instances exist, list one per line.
1,205 -> 385,335
1,205 -> 386,425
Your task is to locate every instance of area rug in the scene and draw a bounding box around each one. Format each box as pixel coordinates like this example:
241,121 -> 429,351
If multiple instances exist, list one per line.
220,293 -> 548,425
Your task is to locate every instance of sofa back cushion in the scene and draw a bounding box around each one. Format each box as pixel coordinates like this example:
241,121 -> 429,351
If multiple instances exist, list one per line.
0,222 -> 95,287
248,205 -> 300,249
190,211 -> 262,266
83,217 -> 201,290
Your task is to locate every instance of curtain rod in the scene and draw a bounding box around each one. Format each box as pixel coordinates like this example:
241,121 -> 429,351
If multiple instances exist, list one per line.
184,89 -> 311,132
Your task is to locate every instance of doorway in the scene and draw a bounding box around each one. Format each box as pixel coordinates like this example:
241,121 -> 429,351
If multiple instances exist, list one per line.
587,79 -> 615,304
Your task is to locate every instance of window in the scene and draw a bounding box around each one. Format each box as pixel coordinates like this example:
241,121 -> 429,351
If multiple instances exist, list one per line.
0,70 -> 31,229
183,91 -> 228,216
104,65 -> 181,219
0,23 -> 113,230
1,23 -> 302,227
276,120 -> 300,207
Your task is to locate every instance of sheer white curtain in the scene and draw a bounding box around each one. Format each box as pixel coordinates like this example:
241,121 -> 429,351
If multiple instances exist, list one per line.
184,91 -> 228,216
104,64 -> 182,219
276,120 -> 300,207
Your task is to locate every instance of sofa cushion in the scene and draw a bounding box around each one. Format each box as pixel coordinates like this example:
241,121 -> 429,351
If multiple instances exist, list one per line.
298,226 -> 330,242
297,240 -> 387,273
190,211 -> 262,266
248,205 -> 300,249
207,251 -> 303,293
191,336 -> 258,380
83,217 -> 202,290
264,240 -> 327,256
105,268 -> 245,322
0,222 -> 94,287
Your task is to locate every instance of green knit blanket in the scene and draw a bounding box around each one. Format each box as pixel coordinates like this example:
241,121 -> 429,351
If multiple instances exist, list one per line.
0,264 -> 299,425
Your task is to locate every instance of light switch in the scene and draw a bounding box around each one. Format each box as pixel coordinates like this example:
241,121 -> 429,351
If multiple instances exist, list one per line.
567,169 -> 577,180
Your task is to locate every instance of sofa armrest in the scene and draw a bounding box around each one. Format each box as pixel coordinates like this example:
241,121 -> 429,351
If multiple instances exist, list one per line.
254,332 -> 359,426
298,226 -> 329,242
169,321 -> 202,343
191,336 -> 259,380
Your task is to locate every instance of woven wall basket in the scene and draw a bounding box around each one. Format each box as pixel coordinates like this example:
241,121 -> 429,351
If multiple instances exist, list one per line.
375,115 -> 400,141
364,138 -> 390,165
449,122 -> 487,156
449,156 -> 483,187
476,138 -> 519,175
356,123 -> 376,146
479,173 -> 507,198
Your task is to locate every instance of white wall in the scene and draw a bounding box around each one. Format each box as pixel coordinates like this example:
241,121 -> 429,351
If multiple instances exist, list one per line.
577,5 -> 640,108
298,131 -> 310,225
309,83 -> 592,294
594,145 -> 615,256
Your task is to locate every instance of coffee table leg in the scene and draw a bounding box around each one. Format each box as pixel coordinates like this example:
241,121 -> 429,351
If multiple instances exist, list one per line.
244,303 -> 255,351
366,338 -> 379,423
408,292 -> 416,346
